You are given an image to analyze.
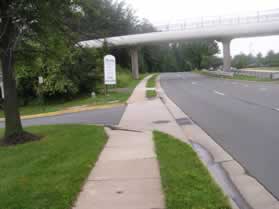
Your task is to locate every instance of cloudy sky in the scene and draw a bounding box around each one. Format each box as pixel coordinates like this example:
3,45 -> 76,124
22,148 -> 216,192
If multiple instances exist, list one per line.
124,0 -> 279,56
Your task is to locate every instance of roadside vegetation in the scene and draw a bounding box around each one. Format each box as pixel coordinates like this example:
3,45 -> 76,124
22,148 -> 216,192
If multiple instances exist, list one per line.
146,74 -> 158,88
146,74 -> 158,98
195,70 -> 276,82
232,51 -> 279,69
153,131 -> 231,209
146,90 -> 157,98
243,67 -> 279,71
0,71 -> 147,118
0,124 -> 107,209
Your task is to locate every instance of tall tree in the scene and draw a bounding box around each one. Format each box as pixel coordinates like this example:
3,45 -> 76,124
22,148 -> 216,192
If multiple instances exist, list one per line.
0,0 -> 78,144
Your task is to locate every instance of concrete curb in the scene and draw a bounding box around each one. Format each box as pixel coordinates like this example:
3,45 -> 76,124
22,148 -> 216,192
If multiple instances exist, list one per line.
157,75 -> 279,209
0,103 -> 125,122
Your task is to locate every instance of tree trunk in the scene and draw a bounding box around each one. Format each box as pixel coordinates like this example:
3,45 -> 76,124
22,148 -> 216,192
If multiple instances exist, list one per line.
0,13 -> 24,141
1,46 -> 24,138
0,1 -> 39,145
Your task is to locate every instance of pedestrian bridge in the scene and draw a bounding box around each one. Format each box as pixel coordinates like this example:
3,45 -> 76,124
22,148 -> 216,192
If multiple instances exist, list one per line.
80,9 -> 279,79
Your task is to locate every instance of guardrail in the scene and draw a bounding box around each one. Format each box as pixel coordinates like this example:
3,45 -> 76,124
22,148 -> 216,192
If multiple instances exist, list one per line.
156,8 -> 279,32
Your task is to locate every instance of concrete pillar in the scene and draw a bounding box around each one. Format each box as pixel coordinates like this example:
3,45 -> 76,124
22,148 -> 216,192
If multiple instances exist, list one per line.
130,47 -> 139,80
222,39 -> 232,72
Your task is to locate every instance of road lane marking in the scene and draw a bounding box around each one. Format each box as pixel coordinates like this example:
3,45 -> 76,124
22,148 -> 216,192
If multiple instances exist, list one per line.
192,82 -> 197,85
274,108 -> 279,112
214,90 -> 225,96
259,87 -> 267,91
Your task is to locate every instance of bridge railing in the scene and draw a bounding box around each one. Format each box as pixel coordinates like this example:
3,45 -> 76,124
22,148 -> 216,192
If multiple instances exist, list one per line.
156,8 -> 279,32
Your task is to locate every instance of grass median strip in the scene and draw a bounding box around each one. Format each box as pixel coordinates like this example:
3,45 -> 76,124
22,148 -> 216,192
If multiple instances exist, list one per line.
146,74 -> 158,98
153,131 -> 231,209
146,90 -> 157,98
194,70 -> 275,82
146,74 -> 158,88
0,124 -> 107,209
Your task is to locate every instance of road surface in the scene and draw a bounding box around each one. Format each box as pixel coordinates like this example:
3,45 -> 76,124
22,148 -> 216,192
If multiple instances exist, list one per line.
0,106 -> 126,128
160,72 -> 279,199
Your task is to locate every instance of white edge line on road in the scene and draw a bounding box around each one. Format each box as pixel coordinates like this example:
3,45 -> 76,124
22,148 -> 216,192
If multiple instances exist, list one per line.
214,90 -> 225,96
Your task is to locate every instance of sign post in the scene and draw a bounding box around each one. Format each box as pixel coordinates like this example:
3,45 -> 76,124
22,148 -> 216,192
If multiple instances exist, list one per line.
104,55 -> 116,95
0,71 -> 3,99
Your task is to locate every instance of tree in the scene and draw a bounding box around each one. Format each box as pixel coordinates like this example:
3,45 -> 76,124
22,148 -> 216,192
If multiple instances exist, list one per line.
232,53 -> 250,69
256,52 -> 263,66
0,0 -> 79,144
264,50 -> 279,67
173,40 -> 219,71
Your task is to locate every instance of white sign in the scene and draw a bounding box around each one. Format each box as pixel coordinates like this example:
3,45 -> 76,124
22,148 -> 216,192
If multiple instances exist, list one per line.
104,55 -> 116,85
38,76 -> 44,84
0,82 -> 4,99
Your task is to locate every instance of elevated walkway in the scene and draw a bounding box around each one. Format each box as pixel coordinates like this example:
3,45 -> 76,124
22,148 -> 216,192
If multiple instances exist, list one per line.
79,9 -> 279,78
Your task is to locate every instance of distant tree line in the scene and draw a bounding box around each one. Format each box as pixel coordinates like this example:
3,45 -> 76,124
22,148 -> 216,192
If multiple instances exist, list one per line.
140,40 -> 220,73
232,50 -> 279,69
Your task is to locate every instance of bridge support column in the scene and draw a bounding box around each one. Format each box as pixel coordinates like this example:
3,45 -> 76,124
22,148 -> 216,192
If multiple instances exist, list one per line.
222,39 -> 232,72
130,47 -> 139,80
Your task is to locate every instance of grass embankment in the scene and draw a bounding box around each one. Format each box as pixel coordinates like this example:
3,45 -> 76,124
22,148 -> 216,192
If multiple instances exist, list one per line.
194,70 -> 274,82
243,67 -> 279,71
0,71 -> 147,118
153,131 -> 231,209
146,74 -> 158,98
0,124 -> 107,209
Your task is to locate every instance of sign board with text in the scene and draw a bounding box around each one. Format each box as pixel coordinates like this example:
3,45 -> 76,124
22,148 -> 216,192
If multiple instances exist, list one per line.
38,76 -> 44,84
104,55 -> 116,85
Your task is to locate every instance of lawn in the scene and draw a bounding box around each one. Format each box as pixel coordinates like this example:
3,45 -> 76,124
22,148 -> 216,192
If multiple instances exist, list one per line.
0,72 -> 148,118
153,131 -> 231,209
0,124 -> 107,209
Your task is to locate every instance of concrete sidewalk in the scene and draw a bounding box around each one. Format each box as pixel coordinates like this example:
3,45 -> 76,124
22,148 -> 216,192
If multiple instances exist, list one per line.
73,75 -> 187,209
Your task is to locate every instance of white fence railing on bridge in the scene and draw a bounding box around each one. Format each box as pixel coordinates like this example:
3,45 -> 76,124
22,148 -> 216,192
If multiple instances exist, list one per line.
156,8 -> 279,32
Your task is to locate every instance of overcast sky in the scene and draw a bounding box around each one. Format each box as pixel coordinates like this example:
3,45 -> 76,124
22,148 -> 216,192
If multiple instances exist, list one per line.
124,0 -> 279,56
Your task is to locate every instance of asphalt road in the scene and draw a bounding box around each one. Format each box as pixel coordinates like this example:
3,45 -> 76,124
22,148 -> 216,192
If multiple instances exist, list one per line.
0,106 -> 126,128
160,72 -> 279,199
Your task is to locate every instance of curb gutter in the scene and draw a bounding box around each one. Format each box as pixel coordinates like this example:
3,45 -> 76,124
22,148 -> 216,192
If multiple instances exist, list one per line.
157,75 -> 279,209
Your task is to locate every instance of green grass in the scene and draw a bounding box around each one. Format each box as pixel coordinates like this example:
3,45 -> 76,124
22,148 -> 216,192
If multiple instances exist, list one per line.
0,124 -> 107,209
153,131 -> 231,209
145,74 -> 158,98
233,74 -> 273,81
146,90 -> 157,98
194,70 -> 274,82
146,74 -> 158,88
0,73 -> 148,118
243,67 -> 279,71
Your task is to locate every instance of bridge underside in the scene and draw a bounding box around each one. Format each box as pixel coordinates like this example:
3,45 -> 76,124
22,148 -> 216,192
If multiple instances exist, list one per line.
80,12 -> 279,79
